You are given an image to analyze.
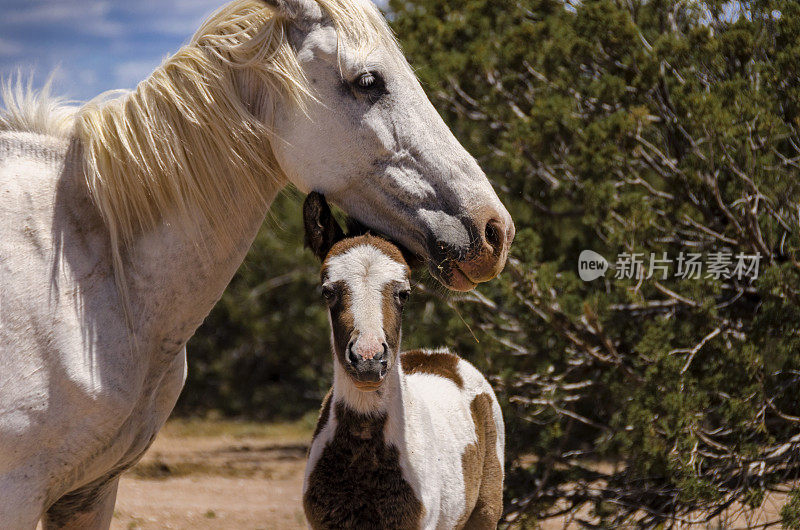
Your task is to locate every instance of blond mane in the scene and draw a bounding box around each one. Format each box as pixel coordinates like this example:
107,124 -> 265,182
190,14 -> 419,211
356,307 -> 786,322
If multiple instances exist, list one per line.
0,75 -> 77,137
75,0 -> 397,258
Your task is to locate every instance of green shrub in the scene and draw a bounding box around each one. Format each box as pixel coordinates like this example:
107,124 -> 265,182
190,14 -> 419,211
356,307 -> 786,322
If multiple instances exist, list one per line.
389,0 -> 800,525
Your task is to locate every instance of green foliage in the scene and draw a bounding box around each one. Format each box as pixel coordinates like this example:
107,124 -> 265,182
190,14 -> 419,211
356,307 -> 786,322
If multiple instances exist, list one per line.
783,489 -> 800,529
389,0 -> 800,525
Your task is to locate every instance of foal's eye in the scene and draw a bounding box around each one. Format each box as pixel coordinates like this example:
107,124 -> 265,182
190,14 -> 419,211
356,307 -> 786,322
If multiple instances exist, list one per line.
396,289 -> 410,305
322,286 -> 336,304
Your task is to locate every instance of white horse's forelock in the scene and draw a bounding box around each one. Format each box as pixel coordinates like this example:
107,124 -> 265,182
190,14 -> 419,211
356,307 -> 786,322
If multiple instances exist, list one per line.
0,0 -> 400,326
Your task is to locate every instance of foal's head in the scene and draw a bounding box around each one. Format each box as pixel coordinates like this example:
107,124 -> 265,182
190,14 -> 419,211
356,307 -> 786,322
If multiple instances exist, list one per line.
304,192 -> 410,391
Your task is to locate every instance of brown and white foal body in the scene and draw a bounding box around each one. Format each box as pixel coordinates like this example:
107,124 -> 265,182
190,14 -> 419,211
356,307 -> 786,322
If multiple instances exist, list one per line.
301,193 -> 505,529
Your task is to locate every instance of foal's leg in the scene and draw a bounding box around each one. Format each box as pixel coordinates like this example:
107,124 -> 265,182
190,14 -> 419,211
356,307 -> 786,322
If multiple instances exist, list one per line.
463,452 -> 503,529
42,476 -> 120,530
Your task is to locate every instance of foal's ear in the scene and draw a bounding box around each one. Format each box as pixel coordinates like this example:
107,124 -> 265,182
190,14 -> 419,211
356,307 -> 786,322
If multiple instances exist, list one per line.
261,0 -> 323,24
303,192 -> 344,261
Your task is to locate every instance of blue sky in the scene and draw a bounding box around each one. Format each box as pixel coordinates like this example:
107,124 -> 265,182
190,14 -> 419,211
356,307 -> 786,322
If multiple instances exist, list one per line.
0,0 -> 385,102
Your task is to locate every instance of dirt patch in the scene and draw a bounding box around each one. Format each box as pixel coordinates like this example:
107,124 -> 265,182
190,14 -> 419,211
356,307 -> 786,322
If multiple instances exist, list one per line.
128,442 -> 308,481
110,419 -> 312,530
112,476 -> 306,530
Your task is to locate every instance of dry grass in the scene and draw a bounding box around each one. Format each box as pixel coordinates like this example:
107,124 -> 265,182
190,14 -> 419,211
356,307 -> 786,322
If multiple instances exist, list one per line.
158,414 -> 316,440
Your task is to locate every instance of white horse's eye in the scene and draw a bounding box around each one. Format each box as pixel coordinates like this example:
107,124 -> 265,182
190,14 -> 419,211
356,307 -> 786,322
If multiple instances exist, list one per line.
356,72 -> 378,89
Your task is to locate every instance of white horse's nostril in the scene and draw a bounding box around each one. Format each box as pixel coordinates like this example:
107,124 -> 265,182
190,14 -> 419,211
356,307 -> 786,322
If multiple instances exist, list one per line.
484,218 -> 503,253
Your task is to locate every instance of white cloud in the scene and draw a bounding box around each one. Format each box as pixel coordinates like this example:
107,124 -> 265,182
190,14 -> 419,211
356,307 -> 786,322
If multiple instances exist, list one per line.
116,0 -> 224,37
3,1 -> 125,38
77,69 -> 99,89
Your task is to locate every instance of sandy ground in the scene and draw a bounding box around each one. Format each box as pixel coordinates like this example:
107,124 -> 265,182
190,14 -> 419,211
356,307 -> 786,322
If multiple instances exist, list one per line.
102,419 -> 789,529
111,420 -> 311,530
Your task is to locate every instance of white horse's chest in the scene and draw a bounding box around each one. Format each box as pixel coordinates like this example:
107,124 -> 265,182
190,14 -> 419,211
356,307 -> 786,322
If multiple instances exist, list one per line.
0,135 -> 190,517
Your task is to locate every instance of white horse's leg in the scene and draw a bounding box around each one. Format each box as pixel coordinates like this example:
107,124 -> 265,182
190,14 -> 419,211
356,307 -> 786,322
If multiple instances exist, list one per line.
42,476 -> 119,530
0,476 -> 46,530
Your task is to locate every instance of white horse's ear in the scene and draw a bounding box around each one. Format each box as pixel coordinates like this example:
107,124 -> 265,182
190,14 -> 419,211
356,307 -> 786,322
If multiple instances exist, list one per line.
261,0 -> 323,24
303,192 -> 344,261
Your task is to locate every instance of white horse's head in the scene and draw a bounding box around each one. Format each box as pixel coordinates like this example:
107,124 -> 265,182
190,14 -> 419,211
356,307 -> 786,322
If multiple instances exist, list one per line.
264,0 -> 514,290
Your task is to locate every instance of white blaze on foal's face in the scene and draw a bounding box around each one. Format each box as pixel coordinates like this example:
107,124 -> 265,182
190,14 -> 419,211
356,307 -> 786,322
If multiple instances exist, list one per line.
321,236 -> 410,391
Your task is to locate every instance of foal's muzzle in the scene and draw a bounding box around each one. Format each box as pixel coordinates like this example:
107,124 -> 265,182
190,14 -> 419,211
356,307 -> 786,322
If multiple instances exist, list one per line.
347,340 -> 389,390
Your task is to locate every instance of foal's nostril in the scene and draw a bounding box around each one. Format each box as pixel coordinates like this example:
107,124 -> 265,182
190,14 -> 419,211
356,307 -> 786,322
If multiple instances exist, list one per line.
347,342 -> 359,365
484,218 -> 503,254
372,343 -> 389,362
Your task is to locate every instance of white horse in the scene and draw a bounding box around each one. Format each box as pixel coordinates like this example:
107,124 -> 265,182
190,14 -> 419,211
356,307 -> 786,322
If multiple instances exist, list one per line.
0,0 -> 513,528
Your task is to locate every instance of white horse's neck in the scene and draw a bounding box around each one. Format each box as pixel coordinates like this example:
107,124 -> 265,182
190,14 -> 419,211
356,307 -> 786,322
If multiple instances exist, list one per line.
331,355 -> 406,417
74,60 -> 289,358
0,125 -> 285,517
123,176 -> 284,356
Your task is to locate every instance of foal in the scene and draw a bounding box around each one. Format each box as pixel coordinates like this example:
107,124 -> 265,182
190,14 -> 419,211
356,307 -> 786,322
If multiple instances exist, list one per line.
301,193 -> 505,529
